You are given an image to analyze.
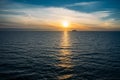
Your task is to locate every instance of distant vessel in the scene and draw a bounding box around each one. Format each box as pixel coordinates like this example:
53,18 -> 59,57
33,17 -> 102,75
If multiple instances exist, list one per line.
72,30 -> 77,32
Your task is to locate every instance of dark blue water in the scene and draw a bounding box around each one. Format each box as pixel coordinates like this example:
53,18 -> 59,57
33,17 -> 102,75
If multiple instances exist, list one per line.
0,31 -> 120,80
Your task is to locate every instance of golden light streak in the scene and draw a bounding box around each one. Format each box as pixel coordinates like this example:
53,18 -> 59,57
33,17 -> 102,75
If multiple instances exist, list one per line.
56,31 -> 74,80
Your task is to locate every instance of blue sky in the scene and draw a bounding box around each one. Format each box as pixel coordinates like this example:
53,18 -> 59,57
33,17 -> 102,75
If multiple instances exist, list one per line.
0,0 -> 120,31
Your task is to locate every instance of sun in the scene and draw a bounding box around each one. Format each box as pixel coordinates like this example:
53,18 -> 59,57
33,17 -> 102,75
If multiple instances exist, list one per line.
62,21 -> 69,28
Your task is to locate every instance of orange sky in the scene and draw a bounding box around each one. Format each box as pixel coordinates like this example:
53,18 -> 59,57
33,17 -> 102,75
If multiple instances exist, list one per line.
0,1 -> 120,31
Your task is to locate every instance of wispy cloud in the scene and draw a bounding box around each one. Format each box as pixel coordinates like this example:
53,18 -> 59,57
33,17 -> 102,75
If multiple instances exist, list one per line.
64,1 -> 99,7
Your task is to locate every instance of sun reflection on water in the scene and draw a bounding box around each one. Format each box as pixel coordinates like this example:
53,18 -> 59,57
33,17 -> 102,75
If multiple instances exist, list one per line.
57,31 -> 74,80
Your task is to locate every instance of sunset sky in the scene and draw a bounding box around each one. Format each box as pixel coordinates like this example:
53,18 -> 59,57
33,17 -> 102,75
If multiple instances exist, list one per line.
0,0 -> 120,31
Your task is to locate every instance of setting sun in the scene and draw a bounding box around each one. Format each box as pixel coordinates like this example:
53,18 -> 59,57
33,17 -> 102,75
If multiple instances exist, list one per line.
62,21 -> 69,28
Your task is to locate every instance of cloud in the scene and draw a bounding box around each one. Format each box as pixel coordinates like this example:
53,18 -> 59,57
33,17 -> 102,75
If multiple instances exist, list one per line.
92,11 -> 111,18
64,1 -> 99,7
0,3 -> 119,31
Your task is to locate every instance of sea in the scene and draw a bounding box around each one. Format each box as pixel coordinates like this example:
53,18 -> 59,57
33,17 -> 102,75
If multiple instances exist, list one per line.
0,31 -> 120,80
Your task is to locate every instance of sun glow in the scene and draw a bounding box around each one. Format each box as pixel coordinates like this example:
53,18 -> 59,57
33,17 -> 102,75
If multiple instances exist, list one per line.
62,21 -> 69,28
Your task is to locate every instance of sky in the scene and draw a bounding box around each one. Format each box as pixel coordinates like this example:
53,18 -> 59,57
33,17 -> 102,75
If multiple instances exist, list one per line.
0,0 -> 120,31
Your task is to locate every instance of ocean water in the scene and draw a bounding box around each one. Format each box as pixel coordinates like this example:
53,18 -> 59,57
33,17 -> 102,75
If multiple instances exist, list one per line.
0,31 -> 120,80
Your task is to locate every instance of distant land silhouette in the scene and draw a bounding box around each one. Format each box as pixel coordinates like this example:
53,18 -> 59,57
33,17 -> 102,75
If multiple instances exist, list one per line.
72,30 -> 77,32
